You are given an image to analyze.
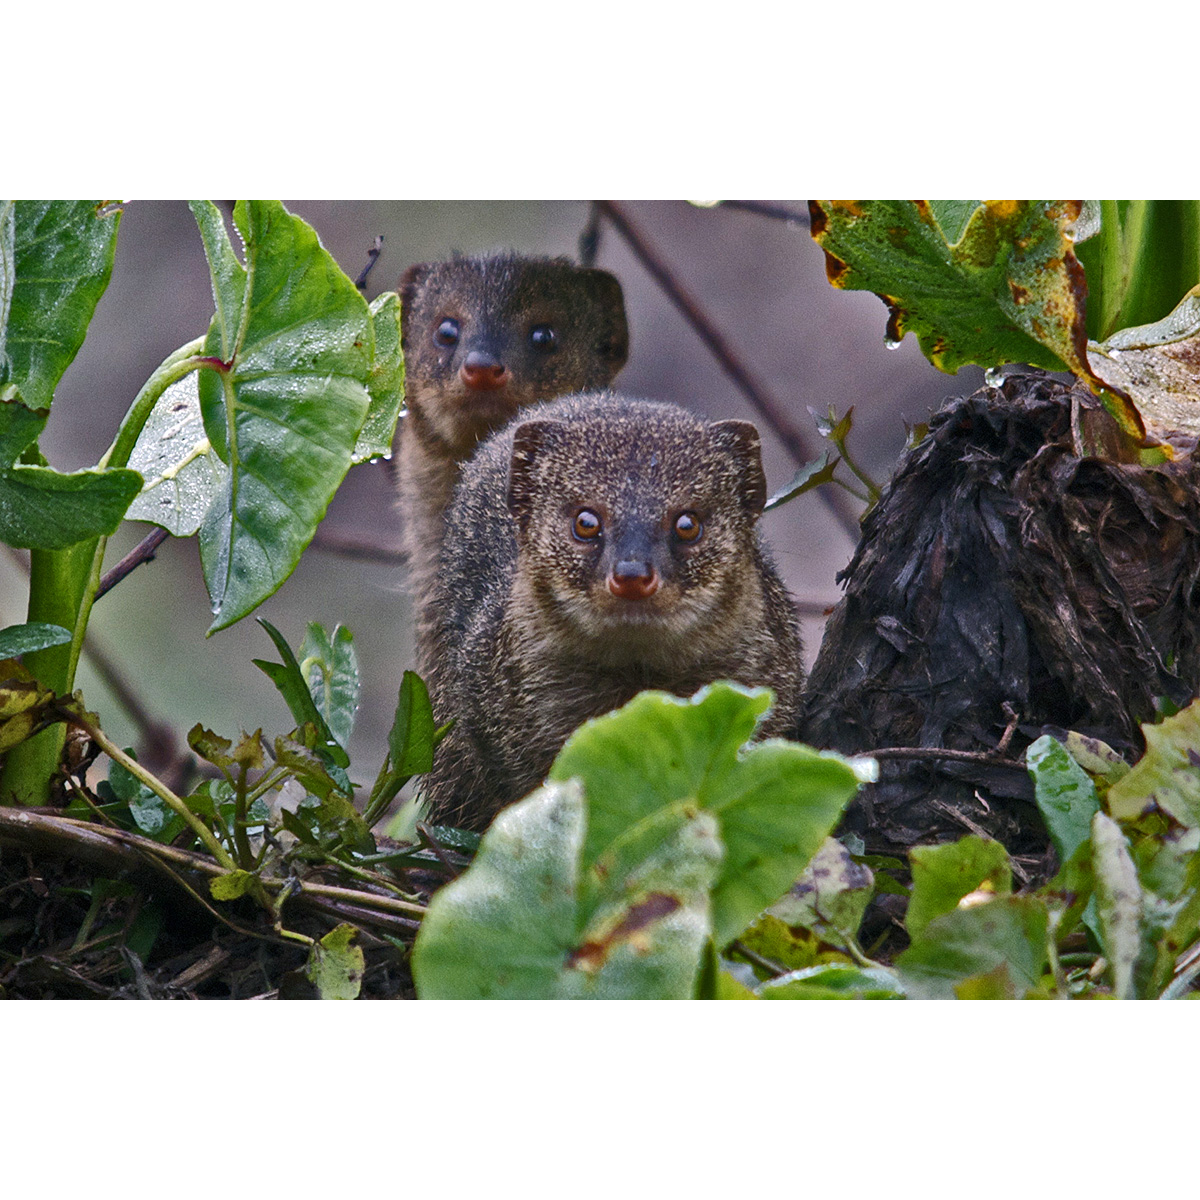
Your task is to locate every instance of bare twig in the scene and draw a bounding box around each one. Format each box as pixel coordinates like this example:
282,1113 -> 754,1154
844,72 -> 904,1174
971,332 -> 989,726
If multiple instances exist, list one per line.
95,526 -> 170,599
578,201 -> 602,267
870,745 -> 1025,770
718,200 -> 811,226
354,235 -> 384,291
594,201 -> 861,542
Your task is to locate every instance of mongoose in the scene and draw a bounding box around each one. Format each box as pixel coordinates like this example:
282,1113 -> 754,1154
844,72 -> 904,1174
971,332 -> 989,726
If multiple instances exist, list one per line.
396,254 -> 628,668
421,392 -> 804,831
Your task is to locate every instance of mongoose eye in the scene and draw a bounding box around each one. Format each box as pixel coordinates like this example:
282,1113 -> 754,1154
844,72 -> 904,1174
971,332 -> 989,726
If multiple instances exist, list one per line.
434,318 -> 460,348
529,324 -> 557,353
573,509 -> 603,541
673,512 -> 703,542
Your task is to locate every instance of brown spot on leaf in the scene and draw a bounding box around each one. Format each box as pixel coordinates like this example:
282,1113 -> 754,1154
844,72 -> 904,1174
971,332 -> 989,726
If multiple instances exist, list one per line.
808,202 -> 828,236
822,249 -> 849,286
1010,282 -> 1030,306
566,891 -> 682,973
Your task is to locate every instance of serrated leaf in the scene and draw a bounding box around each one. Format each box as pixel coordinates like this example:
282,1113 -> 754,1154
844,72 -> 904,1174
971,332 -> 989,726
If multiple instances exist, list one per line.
192,201 -> 374,631
4,200 -> 121,410
305,923 -> 364,1000
896,895 -> 1049,1000
299,622 -> 358,750
1106,699 -> 1200,827
411,779 -> 722,999
124,371 -> 227,535
906,835 -> 1013,940
1027,734 -> 1102,866
1091,811 -> 1143,999
0,622 -> 71,660
549,683 -> 864,946
0,461 -> 143,549
758,963 -> 905,1000
354,292 -> 405,463
187,724 -> 234,769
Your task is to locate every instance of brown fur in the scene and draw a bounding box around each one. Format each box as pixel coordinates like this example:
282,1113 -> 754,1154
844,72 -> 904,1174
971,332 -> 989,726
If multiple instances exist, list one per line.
395,254 -> 627,671
422,392 -> 804,830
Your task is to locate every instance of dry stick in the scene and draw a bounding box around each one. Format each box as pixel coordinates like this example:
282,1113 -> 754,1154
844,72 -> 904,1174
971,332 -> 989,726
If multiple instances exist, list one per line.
354,235 -> 385,292
594,201 -> 861,543
578,201 -> 602,268
95,526 -> 169,600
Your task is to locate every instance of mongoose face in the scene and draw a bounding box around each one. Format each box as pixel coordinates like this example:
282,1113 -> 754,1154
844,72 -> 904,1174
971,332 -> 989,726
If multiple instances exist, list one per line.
399,255 -> 628,457
506,404 -> 768,668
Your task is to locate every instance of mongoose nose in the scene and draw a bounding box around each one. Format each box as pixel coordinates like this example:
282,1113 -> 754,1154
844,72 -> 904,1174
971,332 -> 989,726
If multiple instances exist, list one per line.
608,562 -> 660,600
460,351 -> 509,392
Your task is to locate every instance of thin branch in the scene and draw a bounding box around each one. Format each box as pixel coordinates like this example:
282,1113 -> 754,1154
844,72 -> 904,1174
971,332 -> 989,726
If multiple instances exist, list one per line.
870,745 -> 1025,770
95,526 -> 170,600
594,201 -> 861,542
718,200 -> 811,226
578,201 -> 602,268
354,235 -> 384,291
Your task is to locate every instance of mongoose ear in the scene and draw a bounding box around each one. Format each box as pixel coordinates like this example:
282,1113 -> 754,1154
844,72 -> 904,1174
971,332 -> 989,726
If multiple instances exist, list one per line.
398,263 -> 434,348
508,420 -> 567,533
583,269 -> 630,370
708,420 -> 767,515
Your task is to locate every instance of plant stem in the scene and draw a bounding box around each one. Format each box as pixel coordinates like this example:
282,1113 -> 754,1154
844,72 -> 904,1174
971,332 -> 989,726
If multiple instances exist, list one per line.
70,708 -> 238,870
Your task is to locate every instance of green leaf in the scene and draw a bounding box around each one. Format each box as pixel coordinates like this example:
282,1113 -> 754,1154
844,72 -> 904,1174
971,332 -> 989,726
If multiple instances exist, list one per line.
124,371 -> 227,536
0,388 -> 48,468
810,199 -> 1146,442
896,896 -> 1049,1000
364,671 -> 440,824
3,200 -> 122,410
354,292 -> 405,464
549,683 -> 866,946
905,835 -> 1012,941
305,923 -> 364,1000
1027,734 -> 1102,866
758,964 -> 905,1000
0,622 -> 71,659
1106,699 -> 1200,827
299,622 -> 359,750
766,836 -> 874,951
252,618 -> 349,769
763,451 -> 838,512
192,201 -> 374,631
1091,812 -> 1143,999
0,461 -> 143,549
210,869 -> 255,900
1075,201 -> 1200,342
411,779 -> 722,999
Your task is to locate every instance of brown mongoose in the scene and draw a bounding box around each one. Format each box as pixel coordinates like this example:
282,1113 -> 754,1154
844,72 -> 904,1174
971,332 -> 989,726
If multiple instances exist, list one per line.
421,391 -> 804,831
396,254 -> 628,668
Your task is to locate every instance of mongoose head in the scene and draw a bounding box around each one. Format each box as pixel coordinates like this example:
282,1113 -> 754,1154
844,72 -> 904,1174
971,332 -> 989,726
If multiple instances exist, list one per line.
399,254 -> 629,457
506,398 -> 769,669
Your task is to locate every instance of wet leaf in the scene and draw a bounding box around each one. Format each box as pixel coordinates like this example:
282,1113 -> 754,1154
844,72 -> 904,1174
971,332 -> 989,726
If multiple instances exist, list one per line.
1027,734 -> 1102,865
0,622 -> 71,660
124,371 -> 227,536
3,200 -> 121,411
354,292 -> 405,463
896,895 -> 1049,1000
1091,812 -> 1142,999
0,390 -> 48,468
306,923 -> 364,1000
905,835 -> 1012,940
763,451 -> 839,512
191,201 -> 375,632
299,622 -> 358,750
0,461 -> 143,549
1106,699 -> 1200,827
810,199 -> 1146,442
549,683 -> 866,946
412,779 -> 722,999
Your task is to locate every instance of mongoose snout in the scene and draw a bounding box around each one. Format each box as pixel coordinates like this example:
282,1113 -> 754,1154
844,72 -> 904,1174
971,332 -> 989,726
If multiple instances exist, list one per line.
459,349 -> 509,392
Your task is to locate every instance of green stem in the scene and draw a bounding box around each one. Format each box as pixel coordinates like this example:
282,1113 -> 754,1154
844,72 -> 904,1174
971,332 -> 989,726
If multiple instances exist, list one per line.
1,340 -> 211,807
233,762 -> 254,869
1096,199 -> 1125,341
834,438 -> 881,508
73,709 -> 238,870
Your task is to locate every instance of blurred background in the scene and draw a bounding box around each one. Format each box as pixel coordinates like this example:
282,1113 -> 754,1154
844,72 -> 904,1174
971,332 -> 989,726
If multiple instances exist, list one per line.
0,200 -> 983,786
